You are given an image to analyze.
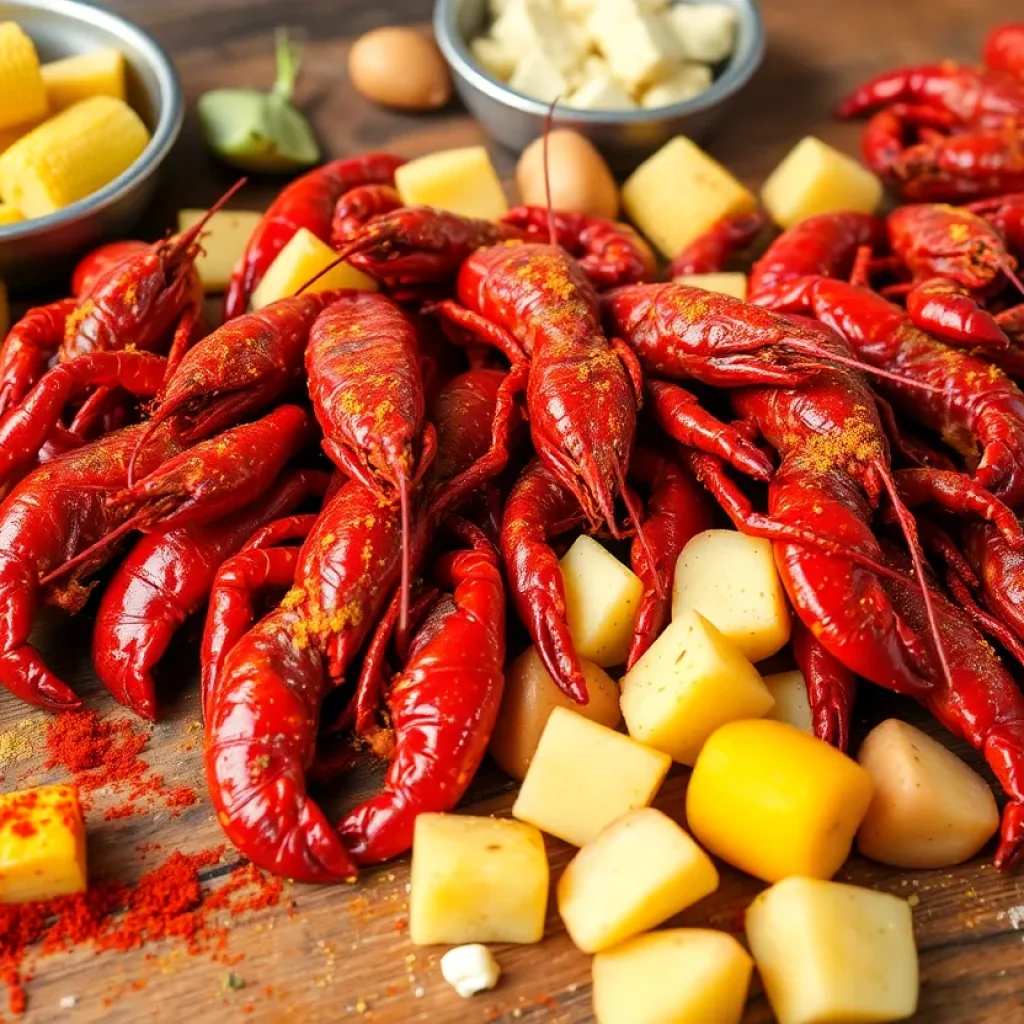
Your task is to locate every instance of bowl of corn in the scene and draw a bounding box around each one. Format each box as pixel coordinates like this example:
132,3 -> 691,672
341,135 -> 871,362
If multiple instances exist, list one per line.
0,0 -> 183,286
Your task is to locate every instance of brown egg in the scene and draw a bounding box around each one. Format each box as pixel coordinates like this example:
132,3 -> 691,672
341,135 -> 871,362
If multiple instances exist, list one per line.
348,27 -> 453,111
515,129 -> 619,219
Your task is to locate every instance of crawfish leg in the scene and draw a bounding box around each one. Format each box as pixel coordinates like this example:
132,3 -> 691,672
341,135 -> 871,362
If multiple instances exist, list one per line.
0,299 -> 77,419
433,301 -> 528,365
791,619 -> 856,751
905,277 -> 1010,350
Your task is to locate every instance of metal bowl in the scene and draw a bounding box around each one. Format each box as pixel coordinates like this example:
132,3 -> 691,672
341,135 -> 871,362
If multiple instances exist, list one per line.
0,0 -> 183,287
434,0 -> 764,171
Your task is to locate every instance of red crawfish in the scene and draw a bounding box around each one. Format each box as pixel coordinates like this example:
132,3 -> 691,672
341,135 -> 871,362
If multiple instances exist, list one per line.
0,299 -> 78,419
223,152 -> 405,318
70,240 -> 149,299
791,618 -> 856,752
985,23 -> 1024,80
668,211 -> 770,278
329,184 -> 403,247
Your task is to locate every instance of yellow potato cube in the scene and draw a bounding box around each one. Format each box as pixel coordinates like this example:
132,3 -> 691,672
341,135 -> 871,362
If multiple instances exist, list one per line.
513,707 -> 671,847
41,48 -> 127,110
249,227 -> 376,309
856,719 -> 999,869
746,877 -> 918,1024
593,929 -> 753,1024
0,784 -> 86,903
560,535 -> 643,666
622,136 -> 756,258
558,808 -> 718,952
673,272 -> 748,300
672,529 -> 791,662
761,135 -> 883,229
620,610 -> 774,765
177,208 -> 264,293
409,813 -> 548,945
395,145 -> 509,220
0,203 -> 22,226
764,670 -> 814,734
687,719 -> 873,882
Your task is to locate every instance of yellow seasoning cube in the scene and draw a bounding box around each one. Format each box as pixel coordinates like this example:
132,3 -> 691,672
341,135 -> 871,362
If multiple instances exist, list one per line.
0,784 -> 86,903
593,929 -> 754,1024
177,208 -> 264,293
622,136 -> 756,258
764,670 -> 814,734
620,610 -> 774,765
395,145 -> 509,221
41,48 -> 127,110
686,719 -> 874,882
513,707 -> 671,847
560,535 -> 643,667
761,135 -> 883,229
746,877 -> 919,1024
673,271 -> 748,300
558,808 -> 719,952
409,813 -> 548,945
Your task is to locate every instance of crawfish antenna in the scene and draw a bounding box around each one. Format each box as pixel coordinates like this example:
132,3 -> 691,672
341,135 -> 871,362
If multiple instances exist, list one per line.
786,339 -> 944,393
543,98 -> 559,247
1000,256 -> 1024,300
165,178 -> 249,268
615,463 -> 666,599
398,469 -> 411,641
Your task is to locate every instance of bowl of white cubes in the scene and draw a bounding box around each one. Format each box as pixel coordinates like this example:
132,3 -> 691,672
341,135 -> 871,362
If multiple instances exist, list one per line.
433,0 -> 764,166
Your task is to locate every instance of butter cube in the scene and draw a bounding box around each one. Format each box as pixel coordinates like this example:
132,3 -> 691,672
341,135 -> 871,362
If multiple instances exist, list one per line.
177,208 -> 264,293
746,877 -> 919,1024
568,73 -> 638,111
409,814 -> 548,945
588,0 -> 679,93
672,271 -> 748,300
560,535 -> 643,667
764,670 -> 814,734
395,146 -> 509,221
558,808 -> 718,952
666,3 -> 737,63
513,707 -> 671,846
0,784 -> 86,903
41,48 -> 127,110
640,62 -> 712,108
470,36 -> 518,80
510,50 -> 575,104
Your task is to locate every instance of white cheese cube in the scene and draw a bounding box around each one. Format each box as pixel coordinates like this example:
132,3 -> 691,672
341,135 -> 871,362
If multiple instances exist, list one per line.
470,36 -> 518,80
666,3 -> 738,64
509,49 -> 574,103
494,0 -> 587,73
440,944 -> 502,998
588,0 -> 679,93
567,73 -> 638,110
641,62 -> 712,108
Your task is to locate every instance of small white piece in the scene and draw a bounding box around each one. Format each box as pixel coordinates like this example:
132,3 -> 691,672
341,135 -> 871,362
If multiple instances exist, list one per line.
587,0 -> 679,93
641,62 -> 712,108
510,50 -> 575,103
59,996 -> 78,1010
471,36 -> 518,80
493,0 -> 587,74
567,72 -> 638,110
440,944 -> 502,998
666,3 -> 737,63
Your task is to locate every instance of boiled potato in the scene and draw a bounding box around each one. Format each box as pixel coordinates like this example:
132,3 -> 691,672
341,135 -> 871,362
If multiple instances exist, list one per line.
620,610 -> 774,765
516,130 -> 619,219
764,670 -> 814,734
558,808 -> 718,952
593,930 -> 753,1024
41,48 -> 127,110
348,27 -> 452,111
746,877 -> 918,1024
489,646 -> 622,782
622,136 -> 756,258
409,813 -> 548,945
560,535 -> 643,667
673,271 -> 747,300
672,529 -> 791,663
513,707 -> 671,847
686,719 -> 873,882
761,135 -> 883,229
249,227 -> 376,308
177,208 -> 264,293
395,146 -> 508,221
856,719 -> 999,868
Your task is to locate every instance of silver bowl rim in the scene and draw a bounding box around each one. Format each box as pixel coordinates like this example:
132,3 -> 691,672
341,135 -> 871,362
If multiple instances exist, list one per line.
0,0 -> 184,241
433,0 -> 765,126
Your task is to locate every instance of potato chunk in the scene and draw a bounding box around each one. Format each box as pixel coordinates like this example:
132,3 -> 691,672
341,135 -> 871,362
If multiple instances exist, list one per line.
761,135 -> 883,229
395,145 -> 508,220
687,719 -> 873,881
41,48 -> 127,110
856,719 -> 999,868
0,784 -> 86,903
177,208 -> 264,293
746,877 -> 918,1024
673,271 -> 747,300
620,610 -> 774,765
558,808 -> 718,952
593,929 -> 753,1024
560,535 -> 643,666
672,529 -> 791,662
409,813 -> 548,945
513,707 -> 671,846
489,646 -> 622,782
622,136 -> 756,258
249,227 -> 376,308
764,670 -> 813,734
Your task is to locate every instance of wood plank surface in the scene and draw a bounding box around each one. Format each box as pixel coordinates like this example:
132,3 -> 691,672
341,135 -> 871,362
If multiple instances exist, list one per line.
4,0 -> 1024,1021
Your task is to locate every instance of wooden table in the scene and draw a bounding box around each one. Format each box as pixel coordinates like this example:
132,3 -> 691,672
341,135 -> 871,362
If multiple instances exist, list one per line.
4,0 -> 1024,1020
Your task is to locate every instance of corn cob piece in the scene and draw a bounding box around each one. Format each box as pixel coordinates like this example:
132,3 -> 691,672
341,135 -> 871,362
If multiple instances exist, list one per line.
0,121 -> 36,157
42,48 -> 127,110
0,203 -> 22,226
0,96 -> 150,217
0,23 -> 48,132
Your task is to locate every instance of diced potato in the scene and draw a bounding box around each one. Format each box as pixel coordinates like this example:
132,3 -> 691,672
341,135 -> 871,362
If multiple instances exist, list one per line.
746,877 -> 918,1024
620,610 -> 774,765
587,0 -> 679,94
0,784 -> 86,903
673,271 -> 747,301
470,35 -> 518,80
686,719 -> 873,882
249,227 -> 376,309
593,929 -> 753,1024
761,135 -> 883,229
41,48 -> 127,110
856,719 -> 999,869
763,670 -> 814,735
513,706 -> 670,847
489,646 -> 622,782
0,203 -> 21,226
665,3 -> 737,63
394,146 -> 508,221
622,136 -> 756,258
177,208 -> 264,293
509,49 -> 575,104
560,535 -> 643,667
640,62 -> 712,108
557,808 -> 718,952
672,529 -> 791,663
409,813 -> 548,945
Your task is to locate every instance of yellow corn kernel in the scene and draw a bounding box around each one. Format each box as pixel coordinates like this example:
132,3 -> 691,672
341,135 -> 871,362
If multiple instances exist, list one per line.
41,48 -> 127,110
0,784 -> 87,903
0,96 -> 150,218
0,203 -> 22,226
0,23 -> 48,132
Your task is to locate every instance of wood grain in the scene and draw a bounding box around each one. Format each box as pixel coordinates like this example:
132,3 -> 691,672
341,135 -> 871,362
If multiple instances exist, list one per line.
4,0 -> 1024,1020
